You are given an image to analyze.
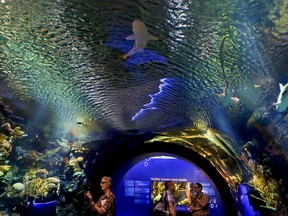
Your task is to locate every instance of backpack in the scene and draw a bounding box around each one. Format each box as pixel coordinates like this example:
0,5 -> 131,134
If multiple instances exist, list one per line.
152,192 -> 169,216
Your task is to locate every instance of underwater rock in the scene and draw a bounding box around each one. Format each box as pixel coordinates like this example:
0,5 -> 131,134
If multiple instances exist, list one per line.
12,182 -> 25,192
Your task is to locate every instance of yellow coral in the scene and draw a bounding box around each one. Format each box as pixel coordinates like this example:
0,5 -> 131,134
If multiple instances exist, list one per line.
248,166 -> 279,208
12,126 -> 26,138
25,177 -> 44,197
0,165 -> 11,172
24,175 -> 60,199
0,133 -> 8,143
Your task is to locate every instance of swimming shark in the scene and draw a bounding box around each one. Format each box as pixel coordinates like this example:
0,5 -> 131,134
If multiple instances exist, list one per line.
217,36 -> 239,107
122,20 -> 158,59
273,82 -> 288,112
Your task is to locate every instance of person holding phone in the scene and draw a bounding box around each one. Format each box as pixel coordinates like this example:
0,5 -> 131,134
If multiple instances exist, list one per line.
85,176 -> 116,216
187,182 -> 210,216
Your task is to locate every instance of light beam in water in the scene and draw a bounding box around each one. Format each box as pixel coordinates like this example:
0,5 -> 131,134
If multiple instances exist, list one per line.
132,78 -> 170,121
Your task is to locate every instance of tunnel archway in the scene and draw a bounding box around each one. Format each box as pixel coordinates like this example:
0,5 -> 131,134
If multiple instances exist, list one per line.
85,135 -> 238,216
113,154 -> 225,216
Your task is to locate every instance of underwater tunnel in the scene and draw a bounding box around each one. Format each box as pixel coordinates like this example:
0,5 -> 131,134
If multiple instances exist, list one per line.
1,0 -> 288,215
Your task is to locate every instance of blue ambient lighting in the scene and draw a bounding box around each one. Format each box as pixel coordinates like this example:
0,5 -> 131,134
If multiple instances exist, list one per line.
132,78 -> 169,121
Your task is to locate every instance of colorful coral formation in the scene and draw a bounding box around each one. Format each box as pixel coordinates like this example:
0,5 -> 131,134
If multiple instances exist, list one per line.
0,116 -> 90,215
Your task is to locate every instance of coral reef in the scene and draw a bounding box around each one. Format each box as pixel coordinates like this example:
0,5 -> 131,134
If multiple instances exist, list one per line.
0,115 -> 90,215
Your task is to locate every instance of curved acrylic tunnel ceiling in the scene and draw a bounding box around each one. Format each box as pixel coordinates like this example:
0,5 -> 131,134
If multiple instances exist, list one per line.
0,0 -> 288,215
0,0 -> 287,137
146,128 -> 243,190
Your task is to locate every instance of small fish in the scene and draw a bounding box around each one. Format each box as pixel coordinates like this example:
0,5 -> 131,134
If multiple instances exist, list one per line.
122,20 -> 158,59
217,36 -> 239,107
273,82 -> 288,112
217,87 -> 240,107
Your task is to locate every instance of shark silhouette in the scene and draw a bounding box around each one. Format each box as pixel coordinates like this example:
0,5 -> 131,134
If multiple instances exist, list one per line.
217,36 -> 239,107
273,82 -> 288,112
122,20 -> 158,59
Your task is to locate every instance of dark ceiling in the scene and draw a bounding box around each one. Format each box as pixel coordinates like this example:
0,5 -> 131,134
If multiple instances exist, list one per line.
0,0 -> 288,142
